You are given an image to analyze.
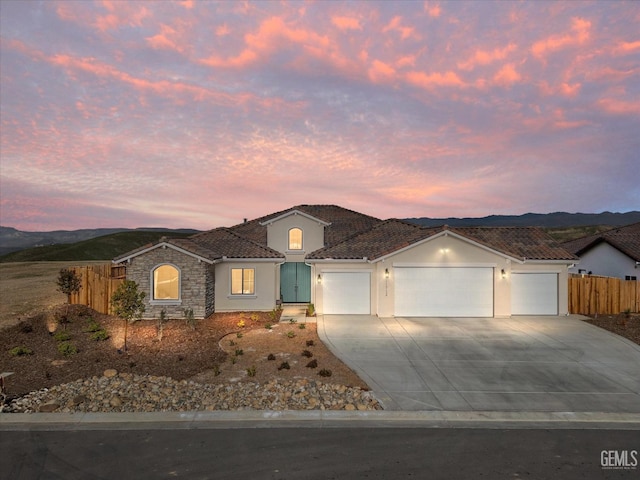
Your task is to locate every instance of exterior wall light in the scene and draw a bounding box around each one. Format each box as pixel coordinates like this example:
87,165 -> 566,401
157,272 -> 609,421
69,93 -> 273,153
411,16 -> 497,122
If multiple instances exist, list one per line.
501,268 -> 506,279
317,274 -> 322,284
385,268 -> 390,279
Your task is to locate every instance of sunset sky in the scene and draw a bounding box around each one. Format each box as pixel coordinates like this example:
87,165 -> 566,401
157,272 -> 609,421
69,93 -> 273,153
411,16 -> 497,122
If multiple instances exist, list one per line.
1,1 -> 639,231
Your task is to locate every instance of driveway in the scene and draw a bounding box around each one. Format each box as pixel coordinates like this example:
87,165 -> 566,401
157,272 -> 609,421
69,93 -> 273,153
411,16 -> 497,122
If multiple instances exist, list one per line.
318,315 -> 640,412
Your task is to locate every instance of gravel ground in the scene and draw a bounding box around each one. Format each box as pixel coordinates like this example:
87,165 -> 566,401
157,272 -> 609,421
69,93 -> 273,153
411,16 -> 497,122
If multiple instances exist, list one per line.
3,370 -> 382,413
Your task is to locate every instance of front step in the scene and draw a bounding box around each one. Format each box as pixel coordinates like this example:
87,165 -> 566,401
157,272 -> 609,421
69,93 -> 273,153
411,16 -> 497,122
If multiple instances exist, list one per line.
279,304 -> 315,323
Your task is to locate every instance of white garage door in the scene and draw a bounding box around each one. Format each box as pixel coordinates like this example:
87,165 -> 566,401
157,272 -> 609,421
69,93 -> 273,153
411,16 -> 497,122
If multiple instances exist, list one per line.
395,267 -> 494,317
323,272 -> 370,314
511,273 -> 558,315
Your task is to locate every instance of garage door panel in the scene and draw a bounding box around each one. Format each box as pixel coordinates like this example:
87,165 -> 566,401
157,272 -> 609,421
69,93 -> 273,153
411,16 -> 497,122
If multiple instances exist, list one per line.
323,272 -> 370,314
511,273 -> 558,315
395,267 -> 493,317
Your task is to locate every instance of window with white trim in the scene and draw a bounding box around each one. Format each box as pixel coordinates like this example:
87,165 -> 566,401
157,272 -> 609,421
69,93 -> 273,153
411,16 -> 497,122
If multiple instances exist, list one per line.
231,268 -> 255,295
288,228 -> 303,250
153,264 -> 180,300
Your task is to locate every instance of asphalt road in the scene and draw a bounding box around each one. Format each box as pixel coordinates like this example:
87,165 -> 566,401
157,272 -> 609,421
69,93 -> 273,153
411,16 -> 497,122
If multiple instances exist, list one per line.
2,427 -> 639,479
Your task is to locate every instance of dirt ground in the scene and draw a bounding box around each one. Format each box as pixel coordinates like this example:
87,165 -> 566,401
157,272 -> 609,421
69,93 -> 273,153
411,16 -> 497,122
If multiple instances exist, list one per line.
581,313 -> 640,346
0,261 -> 106,329
0,306 -> 368,397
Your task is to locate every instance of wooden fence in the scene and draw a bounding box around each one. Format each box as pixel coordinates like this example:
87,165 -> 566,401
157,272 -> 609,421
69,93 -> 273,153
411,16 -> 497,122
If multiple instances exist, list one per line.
69,264 -> 126,315
568,275 -> 640,315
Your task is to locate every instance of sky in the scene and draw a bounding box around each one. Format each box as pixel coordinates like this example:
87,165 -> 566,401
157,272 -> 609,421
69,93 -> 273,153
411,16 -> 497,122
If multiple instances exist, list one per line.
1,1 -> 639,232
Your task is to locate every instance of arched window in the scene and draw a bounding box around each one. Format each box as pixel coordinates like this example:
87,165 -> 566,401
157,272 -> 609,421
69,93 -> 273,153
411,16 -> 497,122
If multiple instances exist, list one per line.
153,264 -> 180,300
288,228 -> 303,250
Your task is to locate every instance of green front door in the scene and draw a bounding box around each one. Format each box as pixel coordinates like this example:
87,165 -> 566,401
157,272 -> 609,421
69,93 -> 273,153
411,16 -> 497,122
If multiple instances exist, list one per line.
280,262 -> 311,303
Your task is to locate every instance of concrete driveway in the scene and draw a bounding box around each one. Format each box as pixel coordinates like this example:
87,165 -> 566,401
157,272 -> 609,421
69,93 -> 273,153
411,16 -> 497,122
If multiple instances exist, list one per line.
318,315 -> 640,412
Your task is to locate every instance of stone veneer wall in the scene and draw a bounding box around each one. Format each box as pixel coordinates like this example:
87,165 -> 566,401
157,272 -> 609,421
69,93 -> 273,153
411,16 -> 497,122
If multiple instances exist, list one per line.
205,264 -> 215,317
127,246 -> 210,319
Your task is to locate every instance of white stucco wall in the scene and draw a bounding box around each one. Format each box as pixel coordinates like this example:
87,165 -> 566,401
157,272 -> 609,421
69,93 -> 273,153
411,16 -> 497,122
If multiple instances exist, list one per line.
568,242 -> 638,279
313,233 -> 572,317
264,213 -> 325,261
214,261 -> 279,312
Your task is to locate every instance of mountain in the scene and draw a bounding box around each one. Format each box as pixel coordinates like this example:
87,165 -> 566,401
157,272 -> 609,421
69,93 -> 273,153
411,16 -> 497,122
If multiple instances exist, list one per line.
404,211 -> 640,228
0,227 -> 199,258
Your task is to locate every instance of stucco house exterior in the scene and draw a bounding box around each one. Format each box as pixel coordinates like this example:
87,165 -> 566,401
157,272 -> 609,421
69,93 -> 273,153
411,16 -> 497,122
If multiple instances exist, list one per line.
113,205 -> 577,319
563,222 -> 640,280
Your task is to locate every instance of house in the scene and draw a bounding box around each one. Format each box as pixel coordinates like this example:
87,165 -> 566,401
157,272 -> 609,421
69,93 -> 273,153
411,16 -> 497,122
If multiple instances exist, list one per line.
113,205 -> 577,319
563,222 -> 640,280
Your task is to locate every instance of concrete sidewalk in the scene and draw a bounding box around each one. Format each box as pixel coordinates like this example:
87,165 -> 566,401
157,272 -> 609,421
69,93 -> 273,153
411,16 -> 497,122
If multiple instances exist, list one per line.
318,315 -> 640,413
2,410 -> 640,431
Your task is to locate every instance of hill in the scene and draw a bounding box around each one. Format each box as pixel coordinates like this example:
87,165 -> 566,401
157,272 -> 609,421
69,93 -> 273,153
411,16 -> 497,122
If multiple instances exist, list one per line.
0,230 -> 198,263
0,226 -> 198,257
405,211 -> 640,228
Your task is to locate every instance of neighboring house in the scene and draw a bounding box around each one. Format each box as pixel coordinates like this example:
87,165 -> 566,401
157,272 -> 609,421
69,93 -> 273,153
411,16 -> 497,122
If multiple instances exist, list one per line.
113,205 -> 577,319
563,222 -> 640,280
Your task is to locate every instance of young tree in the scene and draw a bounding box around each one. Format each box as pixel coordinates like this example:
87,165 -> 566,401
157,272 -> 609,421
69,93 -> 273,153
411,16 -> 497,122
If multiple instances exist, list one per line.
56,268 -> 82,328
110,280 -> 145,352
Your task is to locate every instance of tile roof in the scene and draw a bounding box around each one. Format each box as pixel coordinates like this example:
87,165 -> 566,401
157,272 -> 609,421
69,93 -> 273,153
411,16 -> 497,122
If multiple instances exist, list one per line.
562,222 -> 640,261
114,205 -> 576,263
306,221 -> 576,262
185,228 -> 284,259
229,204 -> 382,248
306,219 -> 441,260
451,227 -> 578,261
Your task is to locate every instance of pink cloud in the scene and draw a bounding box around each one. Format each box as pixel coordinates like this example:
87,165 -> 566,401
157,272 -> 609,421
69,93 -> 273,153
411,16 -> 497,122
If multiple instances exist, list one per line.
458,44 -> 517,71
424,2 -> 442,18
405,70 -> 465,90
613,40 -> 640,55
383,16 -> 418,41
492,63 -> 521,86
531,17 -> 591,60
597,98 -> 640,115
331,15 -> 362,31
146,23 -> 186,53
201,16 -> 332,69
368,59 -> 396,83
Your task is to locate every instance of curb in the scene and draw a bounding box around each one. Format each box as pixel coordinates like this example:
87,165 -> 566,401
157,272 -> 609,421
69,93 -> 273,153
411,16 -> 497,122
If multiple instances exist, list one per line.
2,410 -> 640,430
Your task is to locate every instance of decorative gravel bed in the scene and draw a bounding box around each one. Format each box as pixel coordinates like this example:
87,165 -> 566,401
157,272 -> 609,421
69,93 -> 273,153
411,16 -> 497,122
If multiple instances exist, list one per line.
3,370 -> 382,413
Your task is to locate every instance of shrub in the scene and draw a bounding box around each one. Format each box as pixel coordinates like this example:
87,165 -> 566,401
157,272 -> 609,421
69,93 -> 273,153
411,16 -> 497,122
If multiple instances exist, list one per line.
212,364 -> 221,376
267,353 -> 276,361
265,323 -> 273,330
301,350 -> 313,358
306,359 -> 318,369
54,331 -> 72,342
268,308 -> 280,322
237,319 -> 245,328
250,313 -> 259,322
85,320 -> 102,333
298,323 -> 306,330
184,307 -> 197,330
278,361 -> 290,370
306,340 -> 314,347
246,365 -> 256,377
157,308 -> 168,341
318,369 -> 332,377
235,348 -> 244,356
58,342 -> 78,357
91,329 -> 110,341
289,318 -> 297,324
287,331 -> 296,338
306,303 -> 315,316
236,332 -> 243,339
9,346 -> 33,356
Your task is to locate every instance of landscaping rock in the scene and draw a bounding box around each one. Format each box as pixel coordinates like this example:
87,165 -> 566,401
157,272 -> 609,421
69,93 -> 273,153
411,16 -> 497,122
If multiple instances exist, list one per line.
5,374 -> 382,413
38,401 -> 60,413
103,369 -> 118,378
